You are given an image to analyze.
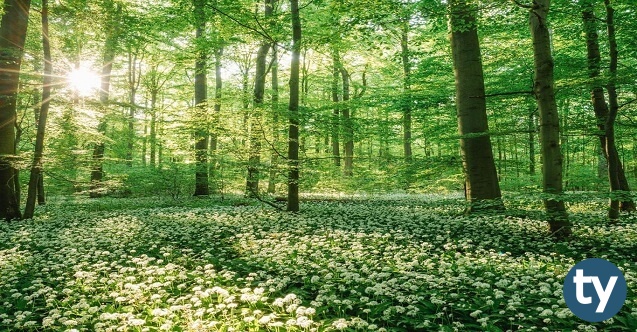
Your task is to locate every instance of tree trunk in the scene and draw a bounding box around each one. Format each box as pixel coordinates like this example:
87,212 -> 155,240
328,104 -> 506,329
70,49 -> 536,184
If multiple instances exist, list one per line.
150,89 -> 157,167
126,49 -> 141,167
340,66 -> 354,177
0,0 -> 32,220
267,44 -> 279,194
449,0 -> 503,212
25,0 -> 51,219
287,0 -> 301,212
604,0 -> 634,213
331,52 -> 341,167
529,108 -> 536,175
401,24 -> 413,163
91,1 -> 119,198
209,46 -> 222,192
530,0 -> 570,236
193,0 -> 209,196
246,0 -> 272,197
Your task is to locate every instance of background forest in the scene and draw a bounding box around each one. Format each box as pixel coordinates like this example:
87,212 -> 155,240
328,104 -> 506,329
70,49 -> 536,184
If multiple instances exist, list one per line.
1,0 -> 637,331
3,0 -> 636,204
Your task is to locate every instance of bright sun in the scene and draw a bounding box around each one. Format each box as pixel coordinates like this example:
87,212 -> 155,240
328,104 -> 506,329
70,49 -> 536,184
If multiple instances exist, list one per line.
67,67 -> 101,97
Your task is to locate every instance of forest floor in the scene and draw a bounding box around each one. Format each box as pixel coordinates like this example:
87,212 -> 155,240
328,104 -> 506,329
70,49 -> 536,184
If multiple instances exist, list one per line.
0,194 -> 636,331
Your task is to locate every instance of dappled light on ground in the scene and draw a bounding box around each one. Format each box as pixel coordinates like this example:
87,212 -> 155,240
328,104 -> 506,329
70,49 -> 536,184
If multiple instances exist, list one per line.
1,196 -> 636,331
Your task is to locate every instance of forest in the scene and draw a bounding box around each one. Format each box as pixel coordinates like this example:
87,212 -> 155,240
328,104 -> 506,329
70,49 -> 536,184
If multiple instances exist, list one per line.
1,0 -> 637,330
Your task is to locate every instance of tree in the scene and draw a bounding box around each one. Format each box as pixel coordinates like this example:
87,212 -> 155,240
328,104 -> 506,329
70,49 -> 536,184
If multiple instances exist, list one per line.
580,0 -> 633,219
91,0 -> 120,198
448,0 -> 503,211
529,0 -> 570,236
24,0 -> 52,219
193,0 -> 209,196
267,43 -> 279,194
0,0 -> 32,220
245,0 -> 273,197
401,21 -> 413,164
603,0 -> 634,215
287,0 -> 301,212
330,51 -> 341,167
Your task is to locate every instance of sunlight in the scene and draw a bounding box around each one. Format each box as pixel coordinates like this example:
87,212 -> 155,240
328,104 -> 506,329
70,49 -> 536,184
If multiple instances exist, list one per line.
67,66 -> 100,97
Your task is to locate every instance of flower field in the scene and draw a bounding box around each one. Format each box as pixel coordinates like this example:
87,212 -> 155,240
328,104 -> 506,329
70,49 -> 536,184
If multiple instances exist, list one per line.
0,195 -> 636,331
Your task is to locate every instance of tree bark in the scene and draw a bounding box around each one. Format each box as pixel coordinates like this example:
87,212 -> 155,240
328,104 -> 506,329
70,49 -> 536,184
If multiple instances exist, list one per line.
331,52 -> 341,167
287,0 -> 301,212
401,23 -> 413,163
193,0 -> 209,196
449,0 -> 503,212
340,66 -> 354,177
246,0 -> 272,197
126,48 -> 142,167
150,87 -> 157,167
604,0 -> 634,213
91,1 -> 119,198
528,108 -> 536,175
208,46 -> 222,192
0,0 -> 32,220
25,0 -> 51,219
267,44 -> 279,194
529,0 -> 570,236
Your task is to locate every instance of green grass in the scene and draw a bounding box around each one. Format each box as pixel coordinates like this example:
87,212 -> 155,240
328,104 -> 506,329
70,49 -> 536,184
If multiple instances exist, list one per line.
0,194 -> 636,331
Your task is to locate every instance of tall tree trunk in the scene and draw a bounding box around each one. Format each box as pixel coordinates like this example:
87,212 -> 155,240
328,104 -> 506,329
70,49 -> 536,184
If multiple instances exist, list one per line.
193,0 -> 209,196
126,49 -> 141,167
211,47 -> 222,152
149,86 -> 158,168
604,0 -> 634,213
91,1 -> 119,198
208,46 -> 222,192
0,0 -> 32,220
331,52 -> 341,167
246,0 -> 272,197
25,0 -> 51,219
530,0 -> 570,236
529,108 -> 536,175
267,44 -> 279,194
340,66 -> 354,177
287,0 -> 301,212
401,23 -> 413,163
449,0 -> 503,212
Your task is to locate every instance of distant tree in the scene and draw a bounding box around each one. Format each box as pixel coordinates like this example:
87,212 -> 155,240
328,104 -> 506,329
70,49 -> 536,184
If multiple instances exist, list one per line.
246,0 -> 273,197
287,0 -> 301,212
92,0 -> 120,198
0,0 -> 32,220
193,0 -> 210,196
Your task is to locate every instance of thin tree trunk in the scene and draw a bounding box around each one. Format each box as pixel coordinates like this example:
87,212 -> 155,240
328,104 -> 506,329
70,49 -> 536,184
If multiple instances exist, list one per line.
401,23 -> 413,163
25,0 -> 51,219
91,1 -> 119,198
208,46 -> 222,192
529,108 -> 536,175
449,0 -> 503,212
287,0 -> 301,212
150,89 -> 157,167
530,0 -> 570,236
604,0 -> 634,212
0,0 -> 32,220
193,0 -> 209,196
126,49 -> 141,167
246,0 -> 272,197
340,66 -> 354,177
331,52 -> 341,167
268,44 -> 279,194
